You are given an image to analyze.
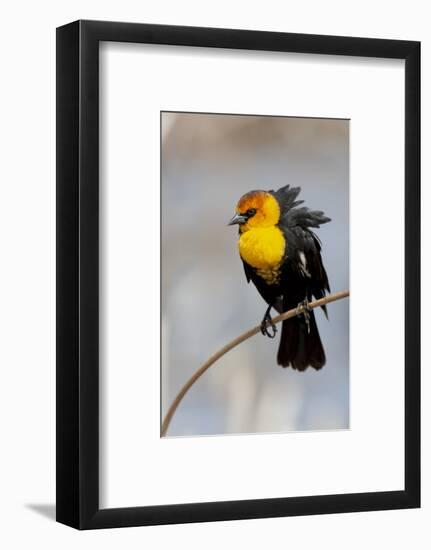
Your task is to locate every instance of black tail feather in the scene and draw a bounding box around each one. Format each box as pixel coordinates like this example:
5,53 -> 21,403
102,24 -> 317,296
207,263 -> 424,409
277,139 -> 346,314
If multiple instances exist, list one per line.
277,309 -> 326,371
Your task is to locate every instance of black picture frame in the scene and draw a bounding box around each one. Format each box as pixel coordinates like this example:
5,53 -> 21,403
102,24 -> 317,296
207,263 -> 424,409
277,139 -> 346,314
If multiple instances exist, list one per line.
56,20 -> 420,529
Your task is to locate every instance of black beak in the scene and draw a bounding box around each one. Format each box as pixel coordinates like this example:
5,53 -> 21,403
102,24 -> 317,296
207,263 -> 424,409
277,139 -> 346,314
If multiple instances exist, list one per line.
228,213 -> 247,226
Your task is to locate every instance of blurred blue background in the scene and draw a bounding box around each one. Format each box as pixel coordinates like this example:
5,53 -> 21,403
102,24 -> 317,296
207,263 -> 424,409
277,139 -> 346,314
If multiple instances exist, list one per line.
161,112 -> 349,437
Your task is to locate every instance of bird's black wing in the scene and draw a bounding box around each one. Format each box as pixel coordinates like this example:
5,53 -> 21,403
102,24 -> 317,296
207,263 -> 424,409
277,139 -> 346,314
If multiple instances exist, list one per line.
278,224 -> 330,317
283,206 -> 331,229
269,185 -> 304,213
276,191 -> 331,316
302,228 -> 330,310
270,184 -> 331,228
242,258 -> 252,283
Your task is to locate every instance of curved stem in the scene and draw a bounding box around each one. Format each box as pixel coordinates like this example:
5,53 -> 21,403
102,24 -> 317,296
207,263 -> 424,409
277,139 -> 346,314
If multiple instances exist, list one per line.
161,289 -> 349,437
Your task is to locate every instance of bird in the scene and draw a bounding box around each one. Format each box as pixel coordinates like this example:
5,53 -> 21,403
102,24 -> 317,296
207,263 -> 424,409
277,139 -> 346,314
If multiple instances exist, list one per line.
228,184 -> 331,371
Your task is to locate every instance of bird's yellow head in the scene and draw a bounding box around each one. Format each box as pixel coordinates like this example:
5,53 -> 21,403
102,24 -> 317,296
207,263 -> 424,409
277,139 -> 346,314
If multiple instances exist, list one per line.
228,191 -> 280,232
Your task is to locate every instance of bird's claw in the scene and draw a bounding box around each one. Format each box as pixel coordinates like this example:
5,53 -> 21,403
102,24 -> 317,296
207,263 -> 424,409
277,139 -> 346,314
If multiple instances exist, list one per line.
296,298 -> 311,334
260,313 -> 278,339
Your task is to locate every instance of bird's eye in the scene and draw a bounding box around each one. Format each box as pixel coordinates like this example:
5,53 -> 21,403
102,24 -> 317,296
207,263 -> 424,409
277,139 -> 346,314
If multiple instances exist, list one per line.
246,208 -> 257,217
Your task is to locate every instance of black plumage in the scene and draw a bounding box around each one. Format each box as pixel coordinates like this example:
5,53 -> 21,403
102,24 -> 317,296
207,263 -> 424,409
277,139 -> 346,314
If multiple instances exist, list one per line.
242,185 -> 331,371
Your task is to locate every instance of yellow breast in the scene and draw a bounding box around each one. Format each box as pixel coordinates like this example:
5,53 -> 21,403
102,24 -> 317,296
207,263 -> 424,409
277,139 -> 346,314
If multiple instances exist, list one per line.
238,226 -> 285,274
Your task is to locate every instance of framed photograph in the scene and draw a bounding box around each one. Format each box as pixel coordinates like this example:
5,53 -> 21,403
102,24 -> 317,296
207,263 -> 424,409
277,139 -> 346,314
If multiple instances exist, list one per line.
56,20 -> 420,529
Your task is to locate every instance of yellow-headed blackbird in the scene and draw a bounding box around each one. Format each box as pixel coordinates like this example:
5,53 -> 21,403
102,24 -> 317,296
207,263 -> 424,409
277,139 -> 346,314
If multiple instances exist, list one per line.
228,185 -> 331,371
